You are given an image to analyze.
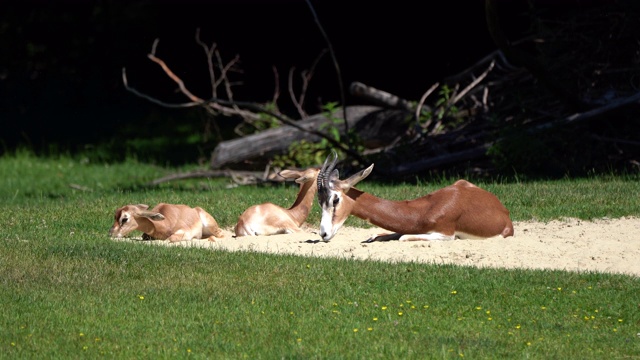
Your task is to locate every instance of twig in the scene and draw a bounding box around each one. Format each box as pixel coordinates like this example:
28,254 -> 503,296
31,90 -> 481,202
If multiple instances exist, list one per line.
271,65 -> 281,106
195,28 -> 218,97
148,39 -> 203,103
148,168 -> 284,186
123,32 -> 362,162
288,49 -> 328,119
450,60 -> 495,105
415,82 -> 440,126
305,0 -> 354,155
122,68 -> 202,108
288,67 -> 305,118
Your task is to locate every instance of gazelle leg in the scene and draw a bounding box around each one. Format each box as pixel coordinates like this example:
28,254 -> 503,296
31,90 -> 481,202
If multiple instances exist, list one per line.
197,207 -> 224,238
167,229 -> 190,242
362,232 -> 402,243
399,233 -> 455,241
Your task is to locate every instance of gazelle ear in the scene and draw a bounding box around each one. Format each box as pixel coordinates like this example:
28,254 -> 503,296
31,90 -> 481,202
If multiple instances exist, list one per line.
139,211 -> 165,221
344,164 -> 374,189
295,173 -> 313,184
292,168 -> 319,184
135,204 -> 150,210
330,169 -> 340,182
278,170 -> 302,180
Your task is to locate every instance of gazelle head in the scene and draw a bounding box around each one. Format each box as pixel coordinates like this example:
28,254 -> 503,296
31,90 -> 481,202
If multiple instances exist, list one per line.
317,151 -> 374,241
109,204 -> 165,238
278,167 -> 319,186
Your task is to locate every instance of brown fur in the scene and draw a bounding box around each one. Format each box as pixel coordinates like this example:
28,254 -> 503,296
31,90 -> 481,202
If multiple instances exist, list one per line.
109,203 -> 224,242
234,168 -> 319,237
318,156 -> 513,242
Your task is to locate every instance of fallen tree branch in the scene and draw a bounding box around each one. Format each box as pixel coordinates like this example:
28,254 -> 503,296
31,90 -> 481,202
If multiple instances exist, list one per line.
384,144 -> 492,176
350,81 -> 414,111
123,34 -> 363,161
415,82 -> 440,130
534,90 -> 640,132
450,60 -> 495,105
210,105 -> 381,168
148,169 -> 282,186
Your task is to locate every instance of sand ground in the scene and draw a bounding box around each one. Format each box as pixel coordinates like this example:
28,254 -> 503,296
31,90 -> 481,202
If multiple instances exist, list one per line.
114,217 -> 640,277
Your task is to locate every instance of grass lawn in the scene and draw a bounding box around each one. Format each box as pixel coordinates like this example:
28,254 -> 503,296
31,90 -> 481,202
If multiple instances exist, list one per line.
1,151 -> 639,359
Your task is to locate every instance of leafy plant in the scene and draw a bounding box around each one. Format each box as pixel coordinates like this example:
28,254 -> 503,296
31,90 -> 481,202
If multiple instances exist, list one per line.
273,102 -> 363,168
414,84 -> 462,134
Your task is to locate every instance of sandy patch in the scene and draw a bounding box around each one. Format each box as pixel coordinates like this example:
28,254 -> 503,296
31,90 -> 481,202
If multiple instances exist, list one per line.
115,217 -> 640,277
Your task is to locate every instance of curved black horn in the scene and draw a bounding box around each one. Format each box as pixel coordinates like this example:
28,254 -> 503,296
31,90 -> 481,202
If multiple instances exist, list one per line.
318,150 -> 338,189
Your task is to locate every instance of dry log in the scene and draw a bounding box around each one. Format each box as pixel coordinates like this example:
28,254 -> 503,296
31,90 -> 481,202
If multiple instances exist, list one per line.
149,169 -> 265,185
384,144 -> 491,176
210,105 -> 383,169
533,90 -> 640,131
350,82 -> 414,111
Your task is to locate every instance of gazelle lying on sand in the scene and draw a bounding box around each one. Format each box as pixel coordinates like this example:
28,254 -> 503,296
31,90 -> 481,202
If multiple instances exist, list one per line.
109,203 -> 224,242
234,168 -> 320,237
316,152 -> 514,242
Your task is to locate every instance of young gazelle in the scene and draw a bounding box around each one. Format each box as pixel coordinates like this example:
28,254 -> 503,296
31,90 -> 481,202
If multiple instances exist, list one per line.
109,203 -> 224,242
316,152 -> 514,242
234,168 -> 320,237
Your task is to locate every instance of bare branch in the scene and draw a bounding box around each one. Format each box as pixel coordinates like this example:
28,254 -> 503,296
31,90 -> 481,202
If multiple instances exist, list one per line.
147,41 -> 203,103
288,67 -> 306,118
415,82 -> 440,124
195,28 -> 218,97
214,52 -> 240,91
288,50 -> 328,119
271,65 -> 280,106
124,32 -> 363,164
304,0 -> 353,154
122,68 -> 203,108
451,60 -> 495,105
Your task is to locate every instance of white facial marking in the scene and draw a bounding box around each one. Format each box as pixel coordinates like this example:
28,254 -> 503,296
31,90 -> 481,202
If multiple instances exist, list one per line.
319,190 -> 345,241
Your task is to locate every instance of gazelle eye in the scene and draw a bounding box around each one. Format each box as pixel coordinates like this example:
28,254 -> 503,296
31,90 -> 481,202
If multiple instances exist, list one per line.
332,196 -> 340,206
120,217 -> 129,225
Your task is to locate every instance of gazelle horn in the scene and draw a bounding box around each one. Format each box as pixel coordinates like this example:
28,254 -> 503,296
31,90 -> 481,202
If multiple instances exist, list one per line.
318,150 -> 338,190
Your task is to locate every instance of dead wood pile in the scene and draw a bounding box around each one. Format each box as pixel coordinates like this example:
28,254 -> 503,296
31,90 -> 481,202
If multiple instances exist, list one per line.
132,2 -> 640,186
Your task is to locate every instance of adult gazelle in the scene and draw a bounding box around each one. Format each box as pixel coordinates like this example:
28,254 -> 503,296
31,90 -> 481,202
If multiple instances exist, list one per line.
316,152 -> 514,242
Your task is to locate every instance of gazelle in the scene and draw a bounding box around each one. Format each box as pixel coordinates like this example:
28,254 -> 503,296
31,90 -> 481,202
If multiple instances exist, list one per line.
316,152 -> 514,242
109,203 -> 224,242
234,168 -> 320,237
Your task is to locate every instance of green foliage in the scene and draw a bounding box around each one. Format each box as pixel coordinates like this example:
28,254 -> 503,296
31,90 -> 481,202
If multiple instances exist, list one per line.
1,153 -> 640,358
236,102 -> 283,135
271,139 -> 330,169
415,84 -> 461,132
273,102 -> 363,168
433,85 -> 459,121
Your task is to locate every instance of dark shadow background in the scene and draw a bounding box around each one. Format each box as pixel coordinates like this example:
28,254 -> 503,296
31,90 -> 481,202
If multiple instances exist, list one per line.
1,0 -> 513,164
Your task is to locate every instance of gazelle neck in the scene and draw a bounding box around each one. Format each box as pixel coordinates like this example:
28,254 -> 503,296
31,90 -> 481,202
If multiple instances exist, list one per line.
287,181 -> 317,226
347,188 -> 423,234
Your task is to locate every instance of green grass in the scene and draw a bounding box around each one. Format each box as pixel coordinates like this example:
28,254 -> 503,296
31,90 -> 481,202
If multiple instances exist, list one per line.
1,151 -> 639,359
